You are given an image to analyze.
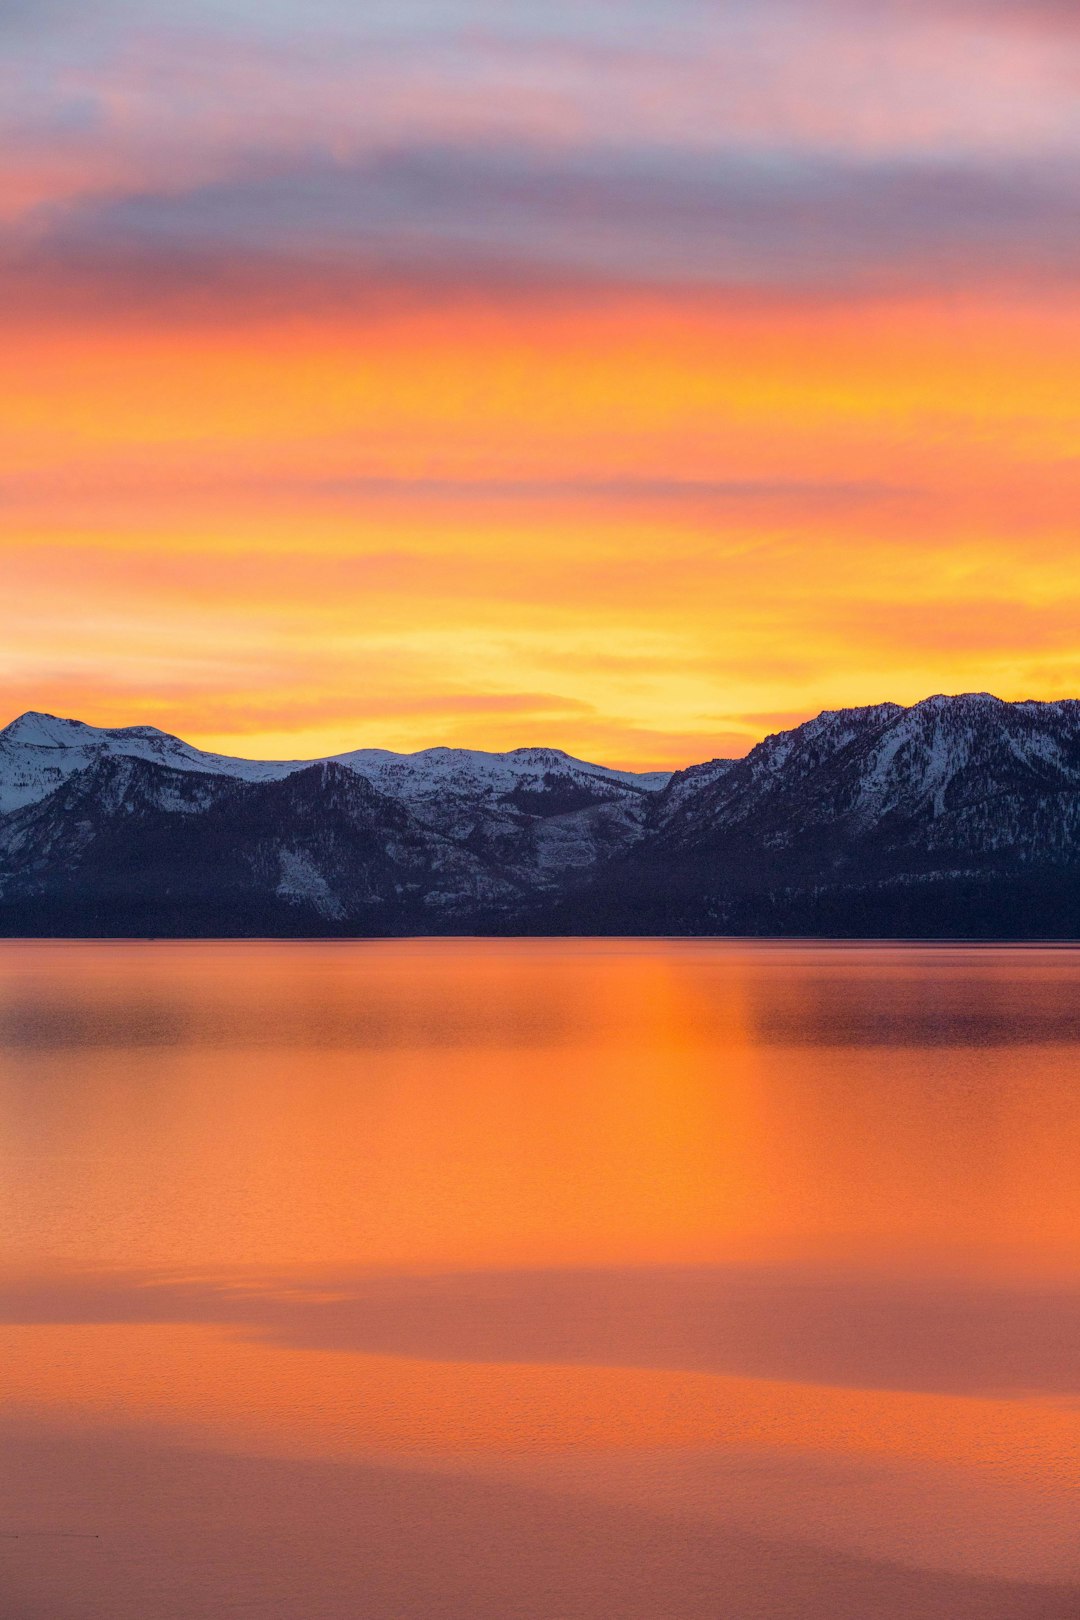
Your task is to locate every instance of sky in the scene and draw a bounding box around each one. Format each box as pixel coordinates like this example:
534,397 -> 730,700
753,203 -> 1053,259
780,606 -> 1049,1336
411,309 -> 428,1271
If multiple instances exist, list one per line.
3,0 -> 1078,768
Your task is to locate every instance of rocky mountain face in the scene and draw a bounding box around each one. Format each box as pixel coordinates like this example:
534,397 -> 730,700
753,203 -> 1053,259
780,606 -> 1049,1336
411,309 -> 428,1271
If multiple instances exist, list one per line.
573,693 -> 1080,937
5,695 -> 1080,937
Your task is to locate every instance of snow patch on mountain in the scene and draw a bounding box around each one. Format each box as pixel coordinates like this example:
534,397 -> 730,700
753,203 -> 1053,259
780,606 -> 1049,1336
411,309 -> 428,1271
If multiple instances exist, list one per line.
275,849 -> 346,921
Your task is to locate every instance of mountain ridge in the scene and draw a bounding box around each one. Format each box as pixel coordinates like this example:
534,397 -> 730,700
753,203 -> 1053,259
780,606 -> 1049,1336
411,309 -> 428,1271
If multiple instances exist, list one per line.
5,694 -> 1080,937
0,708 -> 671,816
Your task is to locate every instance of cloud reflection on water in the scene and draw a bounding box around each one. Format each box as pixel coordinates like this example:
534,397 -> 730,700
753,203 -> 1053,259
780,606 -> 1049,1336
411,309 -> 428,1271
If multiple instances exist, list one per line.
2,1262 -> 1079,1398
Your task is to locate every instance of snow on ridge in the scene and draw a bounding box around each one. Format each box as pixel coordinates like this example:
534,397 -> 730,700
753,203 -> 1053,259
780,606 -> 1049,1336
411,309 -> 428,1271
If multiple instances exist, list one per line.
750,702 -> 901,775
0,711 -> 672,814
332,742 -> 670,797
11,692 -> 1078,823
1,711 -> 100,746
847,694 -> 1080,822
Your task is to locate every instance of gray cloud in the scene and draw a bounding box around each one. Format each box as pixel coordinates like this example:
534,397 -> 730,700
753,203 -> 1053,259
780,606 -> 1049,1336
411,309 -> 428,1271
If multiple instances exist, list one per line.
7,143 -> 1077,318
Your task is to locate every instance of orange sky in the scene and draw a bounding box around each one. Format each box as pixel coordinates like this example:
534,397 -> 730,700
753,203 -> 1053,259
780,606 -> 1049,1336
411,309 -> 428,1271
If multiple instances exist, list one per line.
4,1 -> 1079,768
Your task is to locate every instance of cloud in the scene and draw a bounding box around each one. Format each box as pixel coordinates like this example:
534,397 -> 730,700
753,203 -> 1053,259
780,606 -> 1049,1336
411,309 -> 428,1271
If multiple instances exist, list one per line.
297,475 -> 912,507
0,0 -> 82,27
2,0 -> 1075,320
5,142 -> 1077,325
826,598 -> 1080,658
829,0 -> 1080,28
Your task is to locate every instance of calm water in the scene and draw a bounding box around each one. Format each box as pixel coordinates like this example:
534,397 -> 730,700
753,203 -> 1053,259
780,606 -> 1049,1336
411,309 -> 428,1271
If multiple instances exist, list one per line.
1,939 -> 1079,1619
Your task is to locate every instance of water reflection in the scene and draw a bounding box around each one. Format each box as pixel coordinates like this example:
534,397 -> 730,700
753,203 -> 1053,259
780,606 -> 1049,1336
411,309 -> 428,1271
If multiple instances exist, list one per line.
741,952 -> 1080,1047
1,941 -> 1078,1618
2,1262 -> 1080,1396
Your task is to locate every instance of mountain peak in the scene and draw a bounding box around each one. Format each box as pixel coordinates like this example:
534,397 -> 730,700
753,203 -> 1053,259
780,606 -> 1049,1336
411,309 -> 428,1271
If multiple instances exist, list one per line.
1,711 -> 98,746
913,691 -> 1000,711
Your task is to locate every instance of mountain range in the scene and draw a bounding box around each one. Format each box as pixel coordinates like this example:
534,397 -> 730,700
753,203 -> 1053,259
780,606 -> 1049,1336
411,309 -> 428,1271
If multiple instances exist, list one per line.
4,694 -> 1080,937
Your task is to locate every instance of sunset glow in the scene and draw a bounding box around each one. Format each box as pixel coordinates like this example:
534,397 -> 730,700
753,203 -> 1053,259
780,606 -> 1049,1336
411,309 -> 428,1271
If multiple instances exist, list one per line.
5,1 -> 1079,765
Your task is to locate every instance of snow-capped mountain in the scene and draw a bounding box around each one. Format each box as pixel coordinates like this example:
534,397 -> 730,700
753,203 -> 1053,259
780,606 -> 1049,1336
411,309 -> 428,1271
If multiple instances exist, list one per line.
5,694 -> 1080,937
0,711 -> 671,934
0,711 -> 669,815
655,693 -> 1080,856
584,692 -> 1080,936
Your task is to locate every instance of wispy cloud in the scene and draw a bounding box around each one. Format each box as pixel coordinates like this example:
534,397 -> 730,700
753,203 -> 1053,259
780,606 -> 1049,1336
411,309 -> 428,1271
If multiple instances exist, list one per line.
5,141 -> 1074,335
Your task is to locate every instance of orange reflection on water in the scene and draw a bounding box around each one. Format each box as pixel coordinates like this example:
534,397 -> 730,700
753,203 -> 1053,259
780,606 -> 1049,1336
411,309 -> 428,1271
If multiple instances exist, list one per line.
4,1321 -> 1079,1485
3,942 -> 1080,1614
0,942 -> 769,1271
2,941 -> 1080,1276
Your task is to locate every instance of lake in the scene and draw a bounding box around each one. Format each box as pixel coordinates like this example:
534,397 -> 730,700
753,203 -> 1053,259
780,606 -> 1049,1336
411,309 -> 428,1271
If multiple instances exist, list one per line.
1,939 -> 1078,1619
